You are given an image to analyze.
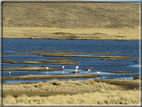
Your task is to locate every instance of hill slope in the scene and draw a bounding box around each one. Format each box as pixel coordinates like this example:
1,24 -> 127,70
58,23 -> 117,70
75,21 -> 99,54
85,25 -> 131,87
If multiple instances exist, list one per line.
3,3 -> 139,29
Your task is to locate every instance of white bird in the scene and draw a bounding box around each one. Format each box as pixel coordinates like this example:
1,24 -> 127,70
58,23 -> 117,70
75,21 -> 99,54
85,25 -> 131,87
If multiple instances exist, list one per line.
75,66 -> 79,69
87,69 -> 91,72
97,71 -> 100,74
46,67 -> 49,69
62,66 -> 64,69
8,71 -> 11,74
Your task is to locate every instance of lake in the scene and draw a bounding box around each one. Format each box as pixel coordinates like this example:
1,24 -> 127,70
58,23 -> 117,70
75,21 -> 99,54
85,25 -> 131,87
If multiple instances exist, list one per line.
2,39 -> 140,83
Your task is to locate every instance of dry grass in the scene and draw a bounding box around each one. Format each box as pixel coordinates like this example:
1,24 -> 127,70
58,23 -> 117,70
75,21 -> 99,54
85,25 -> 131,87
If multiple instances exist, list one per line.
3,58 -> 79,65
3,79 -> 140,104
2,66 -> 61,71
50,79 -> 63,86
3,74 -> 102,80
3,90 -> 139,104
3,3 -> 139,29
3,27 -> 139,40
2,3 -> 139,40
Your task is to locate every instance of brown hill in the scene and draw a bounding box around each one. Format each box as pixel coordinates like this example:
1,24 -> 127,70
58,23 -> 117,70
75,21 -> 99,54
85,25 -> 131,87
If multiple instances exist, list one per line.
3,3 -> 139,29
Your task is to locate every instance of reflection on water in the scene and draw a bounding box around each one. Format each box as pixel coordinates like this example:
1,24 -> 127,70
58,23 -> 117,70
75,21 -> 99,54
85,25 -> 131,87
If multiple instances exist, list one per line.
3,39 -> 139,83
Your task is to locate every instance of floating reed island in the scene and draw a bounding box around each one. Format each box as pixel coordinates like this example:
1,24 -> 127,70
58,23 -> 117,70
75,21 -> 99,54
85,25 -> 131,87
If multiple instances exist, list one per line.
4,52 -> 138,59
83,68 -> 93,71
2,66 -> 61,71
3,58 -> 79,65
133,76 -> 142,80
100,58 -> 130,60
3,74 -> 102,81
12,50 -> 122,54
33,53 -> 138,59
103,71 -> 137,74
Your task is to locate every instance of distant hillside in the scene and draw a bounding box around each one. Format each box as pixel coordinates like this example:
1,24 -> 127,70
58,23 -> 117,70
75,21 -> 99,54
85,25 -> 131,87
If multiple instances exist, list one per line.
3,3 -> 139,29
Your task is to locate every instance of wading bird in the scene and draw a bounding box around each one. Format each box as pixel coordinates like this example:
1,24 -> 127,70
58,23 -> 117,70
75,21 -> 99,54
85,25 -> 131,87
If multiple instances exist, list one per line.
87,67 -> 93,72
87,69 -> 91,72
62,66 -> 64,69
75,66 -> 79,69
62,66 -> 65,73
46,67 -> 49,70
74,68 -> 79,73
97,71 -> 100,74
8,71 -> 11,77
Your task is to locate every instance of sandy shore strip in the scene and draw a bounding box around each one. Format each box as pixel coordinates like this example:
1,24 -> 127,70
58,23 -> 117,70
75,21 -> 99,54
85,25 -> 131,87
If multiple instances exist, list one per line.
3,27 -> 139,40
3,78 -> 140,104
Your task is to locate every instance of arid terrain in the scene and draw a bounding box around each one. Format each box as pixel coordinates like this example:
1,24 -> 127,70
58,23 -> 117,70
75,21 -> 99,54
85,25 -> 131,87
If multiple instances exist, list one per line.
3,79 -> 140,104
3,3 -> 139,40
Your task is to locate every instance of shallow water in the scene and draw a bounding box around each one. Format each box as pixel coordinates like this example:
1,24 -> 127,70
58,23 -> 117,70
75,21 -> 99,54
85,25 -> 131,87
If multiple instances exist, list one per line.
2,39 -> 140,83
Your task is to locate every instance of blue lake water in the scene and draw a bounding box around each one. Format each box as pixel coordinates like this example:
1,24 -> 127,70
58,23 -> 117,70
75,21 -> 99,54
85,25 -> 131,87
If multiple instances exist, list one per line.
2,39 -> 140,83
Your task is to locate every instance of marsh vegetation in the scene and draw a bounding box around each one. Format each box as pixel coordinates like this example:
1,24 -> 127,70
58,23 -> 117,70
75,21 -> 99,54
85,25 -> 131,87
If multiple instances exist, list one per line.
3,74 -> 102,80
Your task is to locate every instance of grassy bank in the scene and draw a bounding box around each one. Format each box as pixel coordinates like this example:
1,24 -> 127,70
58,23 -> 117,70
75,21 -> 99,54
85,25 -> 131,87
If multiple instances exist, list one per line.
3,79 -> 140,104
3,27 -> 139,40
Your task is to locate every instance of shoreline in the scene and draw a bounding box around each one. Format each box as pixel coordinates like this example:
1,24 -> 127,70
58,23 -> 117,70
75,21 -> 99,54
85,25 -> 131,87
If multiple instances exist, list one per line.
3,27 -> 139,41
3,37 -> 139,41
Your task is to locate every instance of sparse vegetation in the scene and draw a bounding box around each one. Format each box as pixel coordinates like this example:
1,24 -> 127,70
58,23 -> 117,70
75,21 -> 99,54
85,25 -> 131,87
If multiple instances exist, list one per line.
3,74 -> 102,80
133,61 -> 139,62
133,76 -> 142,80
3,3 -> 139,29
10,50 -> 122,54
100,58 -> 130,60
3,79 -> 140,104
68,35 -> 77,40
3,58 -> 79,65
3,3 -> 139,40
51,80 -> 63,86
2,66 -> 61,71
